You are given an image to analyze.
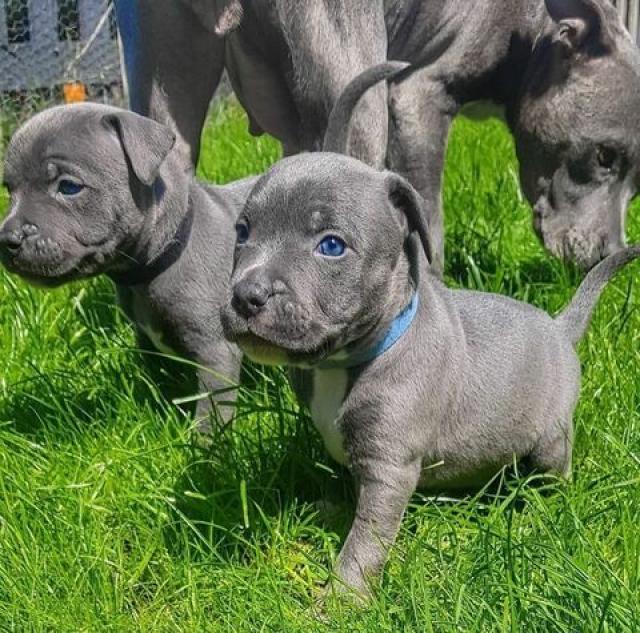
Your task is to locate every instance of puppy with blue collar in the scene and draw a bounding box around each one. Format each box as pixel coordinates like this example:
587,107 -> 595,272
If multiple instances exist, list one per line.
221,152 -> 640,597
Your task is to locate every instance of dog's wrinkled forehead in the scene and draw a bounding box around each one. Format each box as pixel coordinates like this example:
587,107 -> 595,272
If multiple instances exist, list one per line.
522,50 -> 640,156
243,153 -> 384,234
4,103 -> 124,186
571,57 -> 640,137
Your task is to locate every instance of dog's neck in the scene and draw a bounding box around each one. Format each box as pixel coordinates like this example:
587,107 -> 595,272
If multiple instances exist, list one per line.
487,2 -> 553,116
109,159 -> 193,286
317,292 -> 419,370
317,243 -> 421,370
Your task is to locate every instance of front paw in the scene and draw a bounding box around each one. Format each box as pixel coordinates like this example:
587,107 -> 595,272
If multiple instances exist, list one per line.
316,559 -> 374,608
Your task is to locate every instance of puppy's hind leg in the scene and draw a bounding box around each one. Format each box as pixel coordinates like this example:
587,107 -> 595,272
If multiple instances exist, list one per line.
527,417 -> 574,481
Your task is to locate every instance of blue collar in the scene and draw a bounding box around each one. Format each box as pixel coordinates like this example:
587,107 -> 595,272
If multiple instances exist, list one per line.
317,293 -> 419,370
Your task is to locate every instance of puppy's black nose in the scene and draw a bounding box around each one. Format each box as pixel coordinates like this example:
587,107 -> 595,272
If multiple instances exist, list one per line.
232,277 -> 272,317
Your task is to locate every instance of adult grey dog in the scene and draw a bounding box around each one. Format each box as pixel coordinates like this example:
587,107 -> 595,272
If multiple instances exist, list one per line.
0,103 -> 254,428
221,152 -> 640,597
116,0 -> 640,271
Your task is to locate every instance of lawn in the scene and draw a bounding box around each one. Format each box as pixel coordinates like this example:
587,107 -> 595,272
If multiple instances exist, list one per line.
0,103 -> 639,632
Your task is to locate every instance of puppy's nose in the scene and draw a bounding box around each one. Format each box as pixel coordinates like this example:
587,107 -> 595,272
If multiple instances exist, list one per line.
232,277 -> 272,317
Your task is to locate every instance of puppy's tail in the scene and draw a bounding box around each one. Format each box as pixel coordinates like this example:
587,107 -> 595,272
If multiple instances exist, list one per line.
556,245 -> 640,346
323,29 -> 455,155
323,62 -> 409,155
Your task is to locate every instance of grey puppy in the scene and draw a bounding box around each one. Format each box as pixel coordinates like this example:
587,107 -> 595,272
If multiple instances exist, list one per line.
0,103 -> 254,427
221,152 -> 640,596
116,0 -> 640,271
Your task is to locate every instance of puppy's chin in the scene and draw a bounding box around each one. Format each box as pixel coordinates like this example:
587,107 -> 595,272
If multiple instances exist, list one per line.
3,259 -> 92,288
17,273 -> 70,289
224,320 -> 330,367
237,334 -> 292,366
1,245 -> 110,287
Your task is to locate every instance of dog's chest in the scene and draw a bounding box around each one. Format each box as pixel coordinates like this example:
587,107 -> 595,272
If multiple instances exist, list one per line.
310,369 -> 349,465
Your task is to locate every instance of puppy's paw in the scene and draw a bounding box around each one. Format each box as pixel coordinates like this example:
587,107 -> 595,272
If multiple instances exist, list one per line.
313,571 -> 372,615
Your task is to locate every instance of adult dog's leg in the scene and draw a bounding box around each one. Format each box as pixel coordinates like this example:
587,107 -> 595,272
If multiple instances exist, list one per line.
283,3 -> 388,167
114,0 -> 225,169
388,73 -> 458,276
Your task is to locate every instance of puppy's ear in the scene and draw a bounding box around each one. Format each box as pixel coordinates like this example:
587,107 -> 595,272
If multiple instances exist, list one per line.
385,173 -> 433,267
544,0 -> 612,53
102,111 -> 176,186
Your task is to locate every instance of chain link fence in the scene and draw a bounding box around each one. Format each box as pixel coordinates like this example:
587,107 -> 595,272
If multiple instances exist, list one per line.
0,0 -> 638,148
615,0 -> 640,42
0,0 -> 122,144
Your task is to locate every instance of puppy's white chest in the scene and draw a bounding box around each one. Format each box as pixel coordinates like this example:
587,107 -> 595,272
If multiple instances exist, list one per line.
131,294 -> 176,355
138,321 -> 176,355
310,369 -> 349,465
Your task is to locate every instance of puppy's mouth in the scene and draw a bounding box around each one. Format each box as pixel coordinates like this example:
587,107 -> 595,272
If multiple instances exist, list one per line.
222,307 -> 341,367
533,197 -> 610,270
0,241 -> 110,287
234,332 -> 295,366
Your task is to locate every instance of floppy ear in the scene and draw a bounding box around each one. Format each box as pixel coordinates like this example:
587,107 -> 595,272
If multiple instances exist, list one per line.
544,0 -> 611,53
385,173 -> 433,271
102,111 -> 176,186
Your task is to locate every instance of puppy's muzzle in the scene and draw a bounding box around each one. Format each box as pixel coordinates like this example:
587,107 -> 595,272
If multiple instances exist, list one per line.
232,276 -> 273,318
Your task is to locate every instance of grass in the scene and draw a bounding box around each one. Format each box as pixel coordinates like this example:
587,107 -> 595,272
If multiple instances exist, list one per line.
0,102 -> 639,631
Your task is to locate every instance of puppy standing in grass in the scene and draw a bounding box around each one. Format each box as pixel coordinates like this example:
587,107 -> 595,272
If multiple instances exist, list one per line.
0,103 -> 254,428
221,152 -> 640,597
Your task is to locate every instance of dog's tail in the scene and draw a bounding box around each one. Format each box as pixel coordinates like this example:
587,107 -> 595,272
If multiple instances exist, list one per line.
555,245 -> 640,346
323,27 -> 457,156
323,62 -> 409,154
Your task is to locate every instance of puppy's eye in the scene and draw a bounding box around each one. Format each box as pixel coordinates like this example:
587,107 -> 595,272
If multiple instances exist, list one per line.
596,146 -> 617,171
57,179 -> 84,196
316,235 -> 346,257
235,222 -> 250,245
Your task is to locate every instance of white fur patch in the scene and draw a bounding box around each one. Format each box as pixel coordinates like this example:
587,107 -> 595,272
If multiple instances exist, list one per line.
310,369 -> 349,465
138,321 -> 176,356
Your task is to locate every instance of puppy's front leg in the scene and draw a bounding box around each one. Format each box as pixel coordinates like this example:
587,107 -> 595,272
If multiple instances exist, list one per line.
193,342 -> 242,433
333,458 -> 421,597
195,368 -> 234,430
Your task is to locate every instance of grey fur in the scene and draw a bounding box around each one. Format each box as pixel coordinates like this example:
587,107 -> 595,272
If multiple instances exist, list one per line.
0,103 -> 255,428
221,152 -> 640,597
119,0 -> 640,271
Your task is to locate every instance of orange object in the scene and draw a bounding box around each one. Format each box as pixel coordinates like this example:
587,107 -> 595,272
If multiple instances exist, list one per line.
63,82 -> 87,104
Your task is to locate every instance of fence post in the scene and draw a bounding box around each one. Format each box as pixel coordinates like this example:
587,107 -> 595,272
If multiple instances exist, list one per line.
618,0 -> 629,23
629,0 -> 640,44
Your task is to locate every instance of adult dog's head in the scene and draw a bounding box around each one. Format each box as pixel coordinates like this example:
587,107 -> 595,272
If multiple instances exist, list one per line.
513,0 -> 640,269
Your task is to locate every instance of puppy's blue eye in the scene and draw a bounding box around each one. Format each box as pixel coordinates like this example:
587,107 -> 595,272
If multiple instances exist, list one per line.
236,222 -> 250,244
317,235 -> 346,257
57,180 -> 84,196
